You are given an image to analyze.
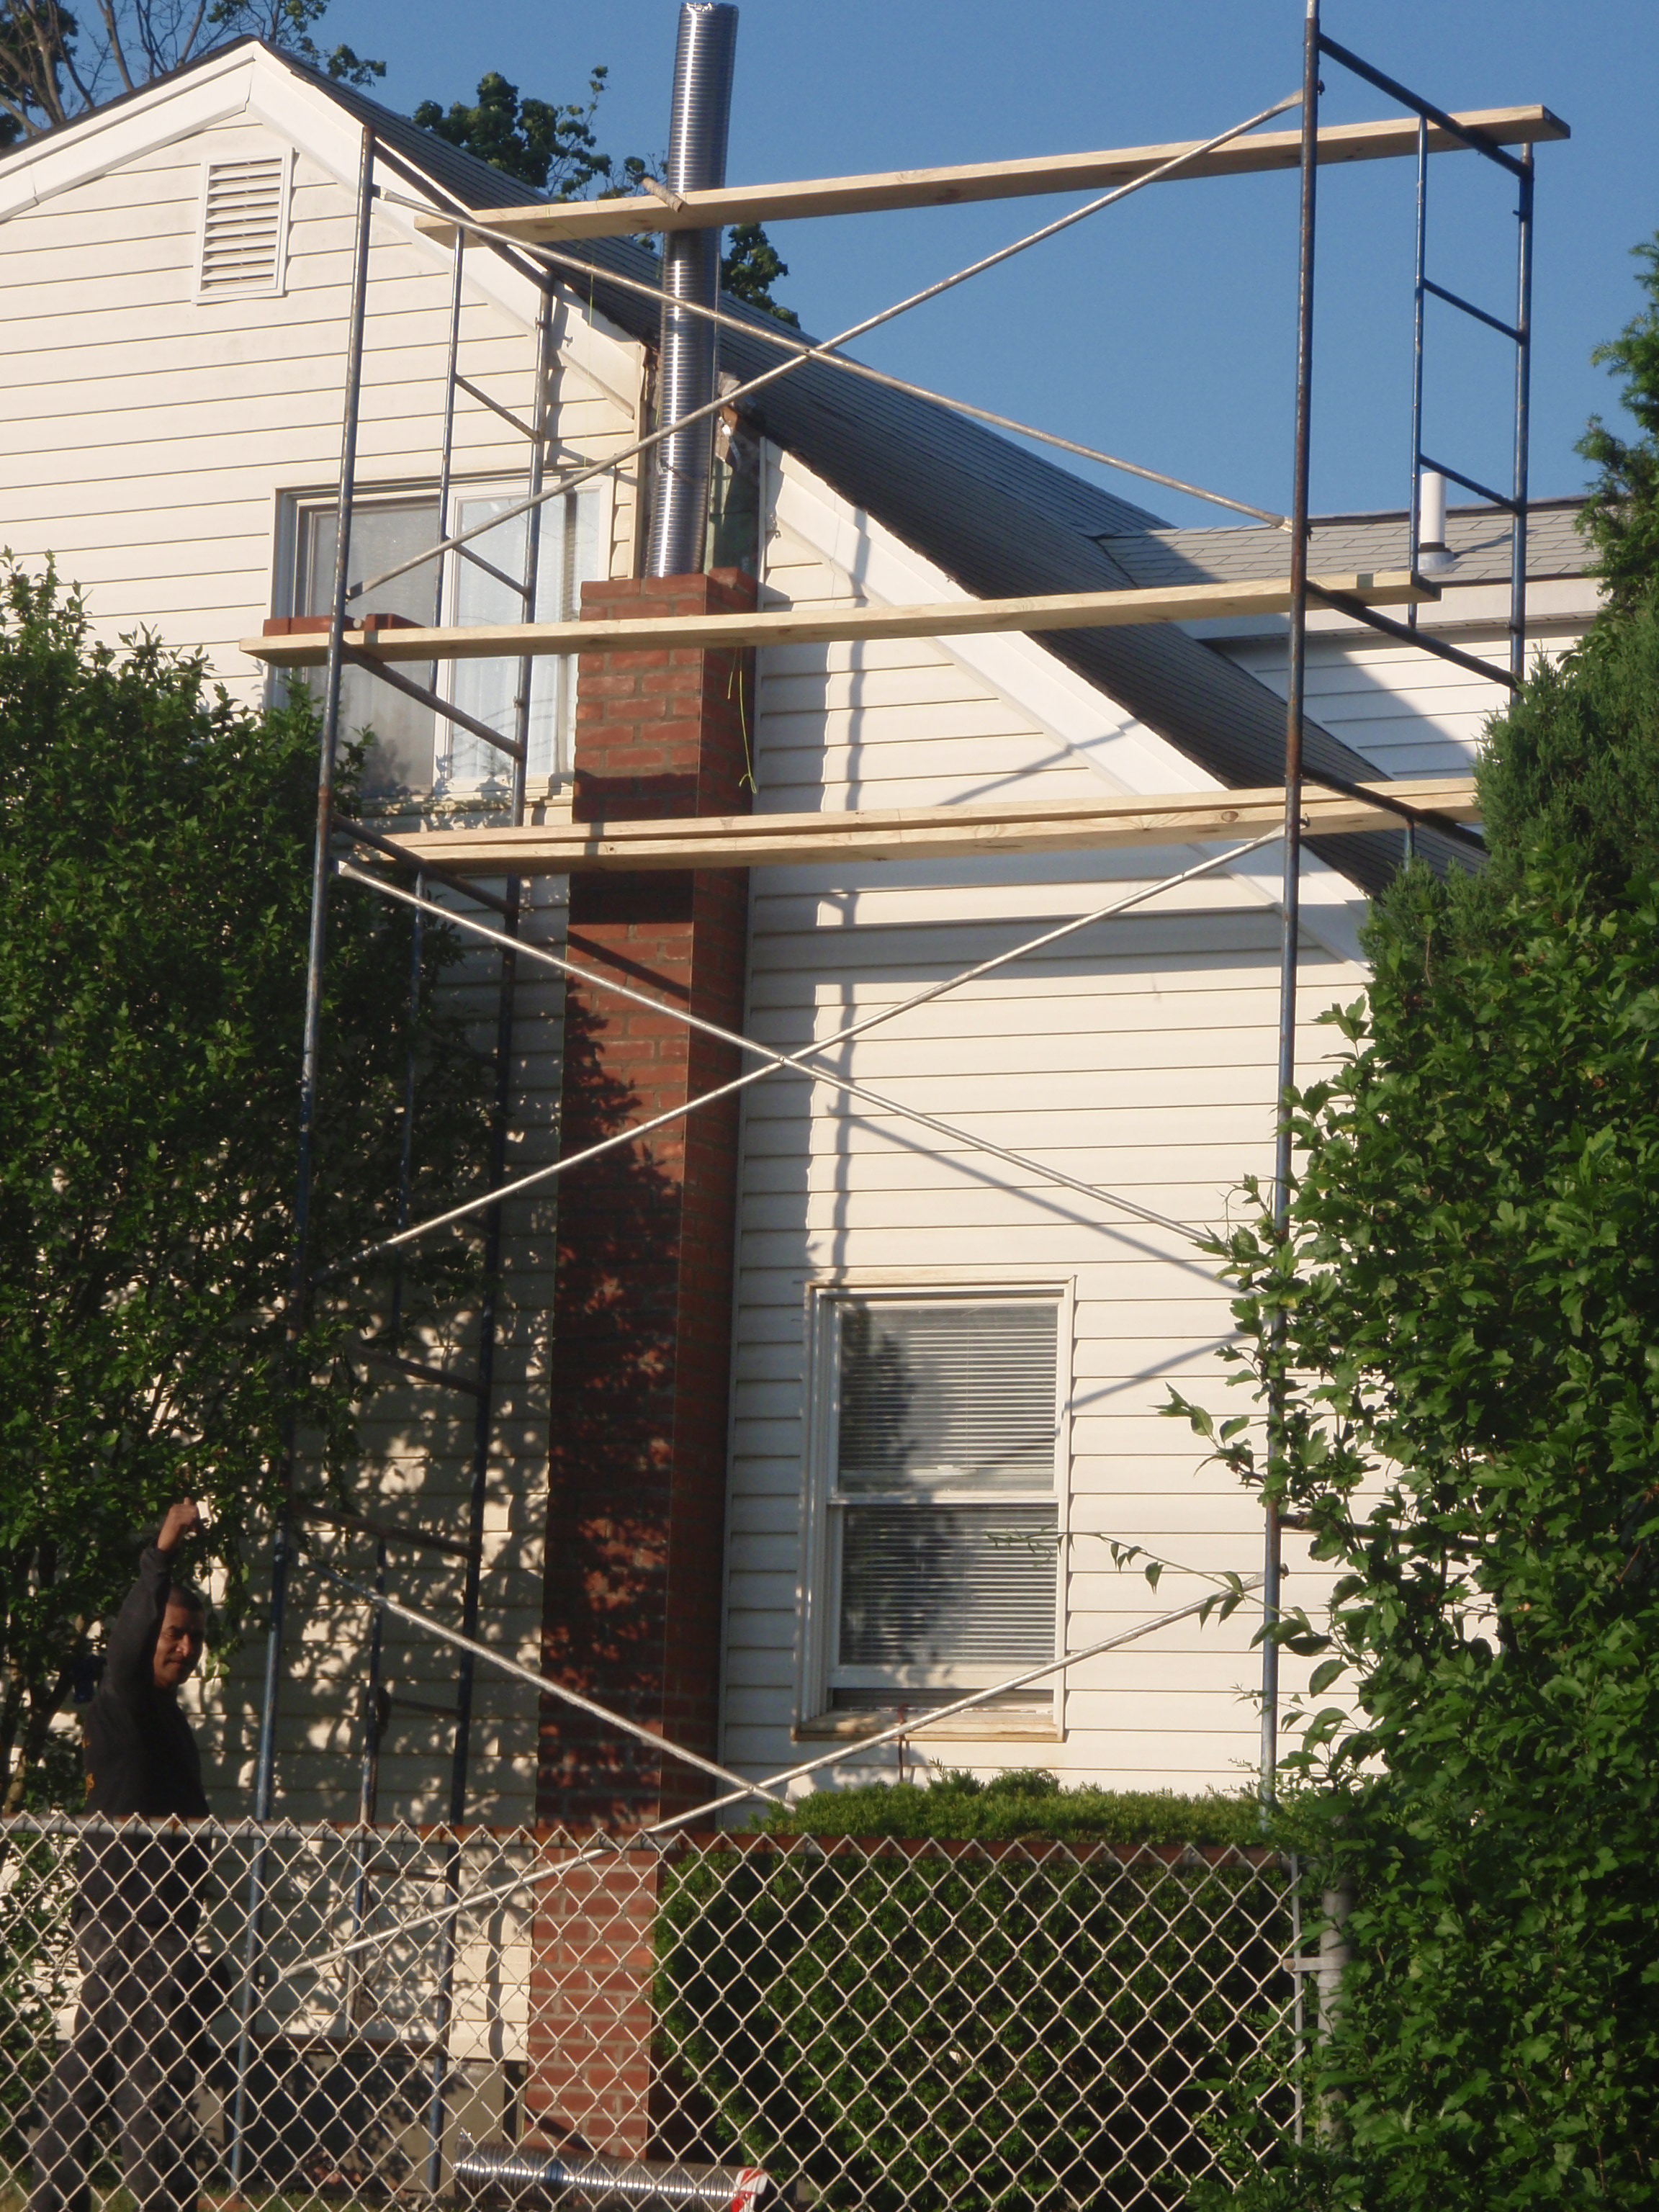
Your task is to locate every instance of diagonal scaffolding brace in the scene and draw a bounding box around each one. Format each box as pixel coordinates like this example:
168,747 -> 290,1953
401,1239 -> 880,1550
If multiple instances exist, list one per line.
323,829 -> 1287,1274
258,1563 -> 1264,1995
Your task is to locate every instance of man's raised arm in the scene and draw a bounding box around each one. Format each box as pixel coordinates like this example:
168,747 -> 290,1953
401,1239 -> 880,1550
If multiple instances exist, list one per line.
101,1500 -> 202,1699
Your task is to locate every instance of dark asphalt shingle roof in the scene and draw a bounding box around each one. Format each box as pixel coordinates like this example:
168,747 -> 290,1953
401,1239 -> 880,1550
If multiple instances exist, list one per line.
1097,499 -> 1589,592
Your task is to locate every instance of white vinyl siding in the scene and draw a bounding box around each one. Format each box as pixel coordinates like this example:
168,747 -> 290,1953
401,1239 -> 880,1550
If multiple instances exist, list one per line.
0,77 -> 644,701
197,154 -> 289,297
720,452 -> 1377,1792
1218,619 -> 1581,782
808,1296 -> 1062,1719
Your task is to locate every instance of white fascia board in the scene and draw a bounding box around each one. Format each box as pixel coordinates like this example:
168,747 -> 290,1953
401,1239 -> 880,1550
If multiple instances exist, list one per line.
766,444 -> 1370,966
545,287 -> 646,420
0,45 -> 257,220
244,58 -> 644,410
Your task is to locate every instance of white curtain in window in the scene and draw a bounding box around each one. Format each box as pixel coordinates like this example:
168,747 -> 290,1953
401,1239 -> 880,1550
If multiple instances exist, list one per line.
442,490 -> 602,794
300,499 -> 440,796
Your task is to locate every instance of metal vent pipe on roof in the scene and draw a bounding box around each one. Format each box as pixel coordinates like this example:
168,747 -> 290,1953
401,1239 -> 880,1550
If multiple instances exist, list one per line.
1417,467 -> 1456,572
645,1 -> 740,578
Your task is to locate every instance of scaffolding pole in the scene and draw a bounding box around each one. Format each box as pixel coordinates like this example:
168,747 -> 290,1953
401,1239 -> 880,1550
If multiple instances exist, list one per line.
1262,0 -> 1321,1813
233,115 -> 377,2195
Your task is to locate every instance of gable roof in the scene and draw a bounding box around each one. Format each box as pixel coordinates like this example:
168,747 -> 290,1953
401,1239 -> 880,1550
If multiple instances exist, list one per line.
6,41 -> 1526,894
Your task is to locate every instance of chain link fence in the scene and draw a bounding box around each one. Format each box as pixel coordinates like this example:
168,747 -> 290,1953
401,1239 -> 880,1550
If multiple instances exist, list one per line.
0,1815 -> 1302,2212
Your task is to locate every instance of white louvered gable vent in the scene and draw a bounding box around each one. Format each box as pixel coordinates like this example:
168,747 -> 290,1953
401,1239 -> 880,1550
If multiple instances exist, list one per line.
197,156 -> 289,297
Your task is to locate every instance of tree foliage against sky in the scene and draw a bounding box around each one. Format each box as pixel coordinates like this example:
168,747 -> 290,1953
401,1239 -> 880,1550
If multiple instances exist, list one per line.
0,0 -> 378,142
414,66 -> 799,327
1577,235 -> 1659,624
413,65 -> 649,203
1180,235 -> 1659,2209
0,564 -> 487,1809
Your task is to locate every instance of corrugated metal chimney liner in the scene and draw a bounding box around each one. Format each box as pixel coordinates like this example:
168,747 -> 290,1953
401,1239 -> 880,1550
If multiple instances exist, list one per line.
454,2134 -> 770,2209
645,1 -> 740,578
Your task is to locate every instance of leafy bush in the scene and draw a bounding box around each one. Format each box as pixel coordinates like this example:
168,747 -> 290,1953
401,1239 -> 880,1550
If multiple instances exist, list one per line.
1173,242 -> 1659,2211
656,1820 -> 1292,2212
755,1767 -> 1263,1849
0,561 -> 489,1803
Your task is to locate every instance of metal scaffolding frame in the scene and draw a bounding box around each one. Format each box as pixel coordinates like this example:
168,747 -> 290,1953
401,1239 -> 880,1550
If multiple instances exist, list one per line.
251,0 -> 1552,1852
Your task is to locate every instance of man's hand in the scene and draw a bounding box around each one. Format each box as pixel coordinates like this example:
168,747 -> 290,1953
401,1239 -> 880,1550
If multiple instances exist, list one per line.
156,1500 -> 203,1555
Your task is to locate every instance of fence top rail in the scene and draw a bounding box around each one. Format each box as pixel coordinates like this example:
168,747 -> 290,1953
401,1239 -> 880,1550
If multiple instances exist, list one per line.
0,1808 -> 1290,1874
660,1826 -> 1295,1873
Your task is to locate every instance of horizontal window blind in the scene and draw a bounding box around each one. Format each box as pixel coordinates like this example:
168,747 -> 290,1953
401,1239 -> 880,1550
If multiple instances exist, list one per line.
199,158 -> 287,295
836,1303 -> 1058,1493
838,1503 -> 1057,1669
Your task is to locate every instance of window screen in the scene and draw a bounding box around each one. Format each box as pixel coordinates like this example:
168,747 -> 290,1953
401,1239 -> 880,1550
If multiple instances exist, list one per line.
826,1299 -> 1061,1712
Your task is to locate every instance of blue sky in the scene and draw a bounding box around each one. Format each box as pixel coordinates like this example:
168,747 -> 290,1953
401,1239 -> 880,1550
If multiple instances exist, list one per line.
326,0 -> 1659,529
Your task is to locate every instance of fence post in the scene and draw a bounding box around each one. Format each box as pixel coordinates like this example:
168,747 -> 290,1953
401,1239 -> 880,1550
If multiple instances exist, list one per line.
1315,1876 -> 1354,2142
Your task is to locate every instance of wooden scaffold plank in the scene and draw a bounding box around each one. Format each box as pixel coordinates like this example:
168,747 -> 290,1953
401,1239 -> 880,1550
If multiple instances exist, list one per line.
415,107 -> 1569,247
364,778 -> 1481,878
245,571 -> 1434,671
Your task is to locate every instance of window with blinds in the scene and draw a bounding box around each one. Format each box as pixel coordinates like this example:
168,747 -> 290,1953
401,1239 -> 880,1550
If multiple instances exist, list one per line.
821,1298 -> 1062,1716
197,156 -> 289,297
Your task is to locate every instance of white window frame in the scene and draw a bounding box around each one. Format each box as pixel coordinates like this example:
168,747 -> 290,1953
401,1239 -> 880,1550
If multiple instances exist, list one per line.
439,475 -> 611,799
273,474 -> 612,795
796,1280 -> 1074,1735
194,150 -> 292,305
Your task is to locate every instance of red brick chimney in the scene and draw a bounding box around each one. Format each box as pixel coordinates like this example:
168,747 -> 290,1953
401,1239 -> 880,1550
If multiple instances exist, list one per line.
537,567 -> 756,1830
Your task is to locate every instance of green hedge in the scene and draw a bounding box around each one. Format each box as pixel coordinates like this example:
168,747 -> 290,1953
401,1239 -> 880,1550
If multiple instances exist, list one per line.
655,1781 -> 1290,2212
752,1768 -> 1264,1849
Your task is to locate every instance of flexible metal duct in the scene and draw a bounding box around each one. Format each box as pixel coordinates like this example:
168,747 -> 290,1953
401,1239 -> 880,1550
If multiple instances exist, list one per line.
644,1 -> 740,577
454,2135 -> 770,2210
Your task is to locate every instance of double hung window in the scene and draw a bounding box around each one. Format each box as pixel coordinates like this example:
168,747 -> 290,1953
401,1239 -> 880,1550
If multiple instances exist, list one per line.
295,498 -> 441,795
803,1292 -> 1066,1727
288,485 -> 603,798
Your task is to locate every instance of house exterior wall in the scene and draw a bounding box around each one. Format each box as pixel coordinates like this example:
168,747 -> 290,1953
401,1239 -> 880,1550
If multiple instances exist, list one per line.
0,56 -> 644,691
1211,576 -> 1595,775
2,54 -> 1596,1822
0,53 -> 648,1830
716,450 -> 1370,1797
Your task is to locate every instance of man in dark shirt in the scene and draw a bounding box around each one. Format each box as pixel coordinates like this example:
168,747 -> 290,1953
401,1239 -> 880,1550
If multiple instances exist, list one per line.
32,1499 -> 213,2212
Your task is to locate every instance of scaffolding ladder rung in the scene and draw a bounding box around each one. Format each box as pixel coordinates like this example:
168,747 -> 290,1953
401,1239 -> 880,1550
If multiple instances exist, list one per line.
294,1504 -> 480,1562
